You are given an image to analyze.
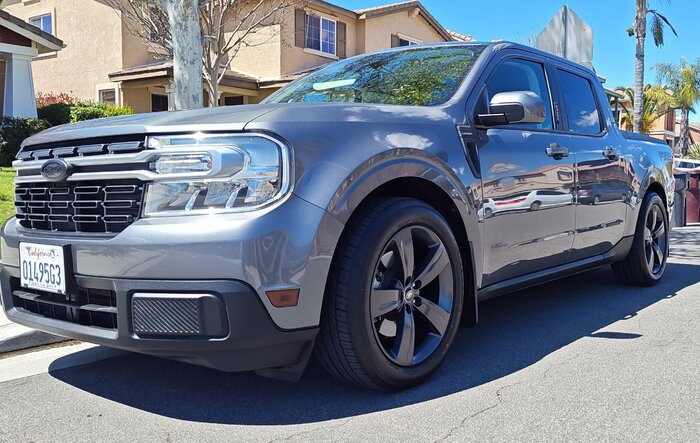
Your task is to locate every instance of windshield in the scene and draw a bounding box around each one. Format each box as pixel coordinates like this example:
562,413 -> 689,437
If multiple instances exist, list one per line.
265,44 -> 487,107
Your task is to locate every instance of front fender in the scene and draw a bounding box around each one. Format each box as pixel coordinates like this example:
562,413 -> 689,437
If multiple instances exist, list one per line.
293,149 -> 483,320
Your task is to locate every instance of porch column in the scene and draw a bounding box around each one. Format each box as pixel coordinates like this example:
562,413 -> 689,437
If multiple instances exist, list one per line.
4,51 -> 38,118
164,83 -> 176,111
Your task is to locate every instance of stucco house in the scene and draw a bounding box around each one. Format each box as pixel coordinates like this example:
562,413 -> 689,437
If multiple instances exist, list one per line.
2,0 -> 464,114
0,9 -> 62,118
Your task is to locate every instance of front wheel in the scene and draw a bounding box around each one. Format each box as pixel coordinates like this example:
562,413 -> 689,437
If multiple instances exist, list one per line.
612,192 -> 669,286
316,198 -> 464,390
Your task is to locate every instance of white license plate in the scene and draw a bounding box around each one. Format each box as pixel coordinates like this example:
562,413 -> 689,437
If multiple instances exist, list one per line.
19,242 -> 66,294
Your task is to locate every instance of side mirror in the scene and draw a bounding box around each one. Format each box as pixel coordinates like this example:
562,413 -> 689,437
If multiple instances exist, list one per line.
478,91 -> 547,126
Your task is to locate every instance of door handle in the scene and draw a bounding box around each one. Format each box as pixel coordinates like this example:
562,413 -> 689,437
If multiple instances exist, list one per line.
603,146 -> 621,160
546,143 -> 569,159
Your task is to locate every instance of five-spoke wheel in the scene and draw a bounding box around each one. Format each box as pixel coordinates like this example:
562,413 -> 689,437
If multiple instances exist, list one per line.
370,226 -> 454,366
612,191 -> 668,286
317,198 -> 464,390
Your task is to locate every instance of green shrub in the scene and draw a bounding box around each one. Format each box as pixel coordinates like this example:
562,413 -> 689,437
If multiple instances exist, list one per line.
70,101 -> 133,123
38,102 -> 73,126
0,117 -> 50,167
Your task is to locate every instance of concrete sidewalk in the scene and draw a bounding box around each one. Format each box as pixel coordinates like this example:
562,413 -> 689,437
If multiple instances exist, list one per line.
0,307 -> 66,354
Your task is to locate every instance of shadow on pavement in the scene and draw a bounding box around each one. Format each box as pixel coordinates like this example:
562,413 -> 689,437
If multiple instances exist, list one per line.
49,262 -> 700,425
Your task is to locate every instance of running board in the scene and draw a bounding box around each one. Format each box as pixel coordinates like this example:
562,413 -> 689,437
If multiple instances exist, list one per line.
477,236 -> 634,301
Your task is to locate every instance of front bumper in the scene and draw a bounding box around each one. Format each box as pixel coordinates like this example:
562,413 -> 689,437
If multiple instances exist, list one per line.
0,193 -> 344,372
1,267 -> 316,371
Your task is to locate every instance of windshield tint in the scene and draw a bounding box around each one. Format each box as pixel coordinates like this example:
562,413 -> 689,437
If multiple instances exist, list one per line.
266,45 -> 487,107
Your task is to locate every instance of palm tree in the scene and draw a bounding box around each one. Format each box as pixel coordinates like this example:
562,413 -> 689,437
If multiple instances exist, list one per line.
627,1 -> 677,133
654,58 -> 700,155
617,85 -> 675,133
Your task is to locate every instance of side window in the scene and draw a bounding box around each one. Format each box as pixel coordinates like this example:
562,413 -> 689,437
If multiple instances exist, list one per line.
557,70 -> 602,134
481,59 -> 553,130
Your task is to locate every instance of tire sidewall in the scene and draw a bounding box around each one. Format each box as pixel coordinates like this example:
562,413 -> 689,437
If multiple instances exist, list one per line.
343,200 -> 464,389
635,193 -> 669,282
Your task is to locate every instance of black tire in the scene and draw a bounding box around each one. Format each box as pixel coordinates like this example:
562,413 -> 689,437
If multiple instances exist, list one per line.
612,192 -> 669,286
593,195 -> 601,205
530,201 -> 541,211
316,198 -> 464,390
484,207 -> 493,218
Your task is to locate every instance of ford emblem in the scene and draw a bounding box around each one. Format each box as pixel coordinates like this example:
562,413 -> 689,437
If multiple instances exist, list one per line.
40,159 -> 72,182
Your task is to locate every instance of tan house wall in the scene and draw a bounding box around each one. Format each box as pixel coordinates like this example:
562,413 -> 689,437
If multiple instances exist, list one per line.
5,0 -> 127,102
228,24 -> 282,79
362,12 -> 444,53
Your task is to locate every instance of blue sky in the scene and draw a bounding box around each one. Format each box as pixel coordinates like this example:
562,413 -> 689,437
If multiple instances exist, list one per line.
338,0 -> 700,117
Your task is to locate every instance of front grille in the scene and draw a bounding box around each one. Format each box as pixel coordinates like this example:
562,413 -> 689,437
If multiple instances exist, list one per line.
15,180 -> 144,233
15,139 -> 146,162
11,277 -> 117,330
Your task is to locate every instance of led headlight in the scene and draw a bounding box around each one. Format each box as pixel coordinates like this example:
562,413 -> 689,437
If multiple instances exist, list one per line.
143,133 -> 290,216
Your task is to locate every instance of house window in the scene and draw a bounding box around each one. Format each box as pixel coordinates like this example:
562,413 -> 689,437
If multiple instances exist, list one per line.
399,37 -> 419,46
224,96 -> 244,106
99,89 -> 116,106
30,14 -> 52,35
151,94 -> 169,112
306,15 -> 336,55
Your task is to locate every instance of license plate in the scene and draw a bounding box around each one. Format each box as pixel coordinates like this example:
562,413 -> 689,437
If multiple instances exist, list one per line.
19,242 -> 66,294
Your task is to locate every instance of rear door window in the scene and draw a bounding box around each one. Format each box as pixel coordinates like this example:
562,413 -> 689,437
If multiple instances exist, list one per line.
558,69 -> 602,135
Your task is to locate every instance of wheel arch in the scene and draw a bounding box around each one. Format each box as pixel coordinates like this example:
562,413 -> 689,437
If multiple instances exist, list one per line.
327,174 -> 480,328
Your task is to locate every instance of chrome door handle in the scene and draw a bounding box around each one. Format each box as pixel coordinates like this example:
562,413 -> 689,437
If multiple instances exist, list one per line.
603,146 -> 621,160
546,143 -> 569,159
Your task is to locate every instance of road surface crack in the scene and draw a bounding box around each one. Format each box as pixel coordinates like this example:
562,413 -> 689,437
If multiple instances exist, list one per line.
432,381 -> 521,442
266,417 -> 353,443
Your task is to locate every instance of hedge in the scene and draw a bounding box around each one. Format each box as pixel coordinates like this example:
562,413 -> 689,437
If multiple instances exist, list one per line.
0,117 -> 50,167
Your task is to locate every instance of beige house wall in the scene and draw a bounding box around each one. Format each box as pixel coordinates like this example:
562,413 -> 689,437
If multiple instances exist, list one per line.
362,12 -> 444,53
5,0 -> 127,102
228,24 -> 282,79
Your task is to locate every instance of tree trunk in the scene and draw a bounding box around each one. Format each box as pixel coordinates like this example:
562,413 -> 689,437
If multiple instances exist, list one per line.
633,2 -> 647,134
162,0 -> 203,110
679,108 -> 690,156
205,63 -> 220,107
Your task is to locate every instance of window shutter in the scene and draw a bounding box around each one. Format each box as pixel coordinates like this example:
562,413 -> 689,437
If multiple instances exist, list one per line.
391,34 -> 400,48
295,9 -> 307,48
337,21 -> 347,58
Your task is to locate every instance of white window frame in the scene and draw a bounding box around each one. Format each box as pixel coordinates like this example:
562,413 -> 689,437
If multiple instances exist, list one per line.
306,14 -> 337,57
397,33 -> 422,46
29,13 -> 53,35
96,83 -> 121,106
98,89 -> 117,105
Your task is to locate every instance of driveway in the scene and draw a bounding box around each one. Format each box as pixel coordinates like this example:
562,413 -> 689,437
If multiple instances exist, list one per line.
0,226 -> 699,442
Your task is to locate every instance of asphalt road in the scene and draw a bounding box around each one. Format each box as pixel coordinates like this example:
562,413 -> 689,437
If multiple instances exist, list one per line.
0,226 -> 699,442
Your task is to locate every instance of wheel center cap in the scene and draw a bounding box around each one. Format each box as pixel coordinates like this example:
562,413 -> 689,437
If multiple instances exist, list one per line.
404,288 -> 416,302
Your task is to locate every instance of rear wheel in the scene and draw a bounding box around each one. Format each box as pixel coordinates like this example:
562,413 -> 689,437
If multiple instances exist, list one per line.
530,201 -> 541,211
316,198 -> 464,390
612,192 -> 668,286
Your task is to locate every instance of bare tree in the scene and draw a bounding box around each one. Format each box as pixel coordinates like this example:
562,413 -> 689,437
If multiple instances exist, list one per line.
109,0 -> 298,108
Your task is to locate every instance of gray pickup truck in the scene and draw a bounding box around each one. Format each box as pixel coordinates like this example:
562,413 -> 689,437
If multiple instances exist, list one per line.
1,42 -> 674,390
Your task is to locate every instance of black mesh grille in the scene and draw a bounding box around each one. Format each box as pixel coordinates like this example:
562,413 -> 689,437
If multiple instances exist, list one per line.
11,277 -> 117,330
132,297 -> 201,336
15,180 -> 144,233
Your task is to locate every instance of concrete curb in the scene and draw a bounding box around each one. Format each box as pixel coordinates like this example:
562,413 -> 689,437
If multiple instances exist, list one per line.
0,310 -> 68,354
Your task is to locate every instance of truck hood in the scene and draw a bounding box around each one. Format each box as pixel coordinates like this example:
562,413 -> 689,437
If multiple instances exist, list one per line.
21,104 -> 281,147
23,102 -> 455,148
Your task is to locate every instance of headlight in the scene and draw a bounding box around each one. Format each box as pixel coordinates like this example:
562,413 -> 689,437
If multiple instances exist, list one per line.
143,133 -> 291,216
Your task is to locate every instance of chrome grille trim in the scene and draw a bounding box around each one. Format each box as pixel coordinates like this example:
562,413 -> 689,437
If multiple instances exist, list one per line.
13,146 -> 243,184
